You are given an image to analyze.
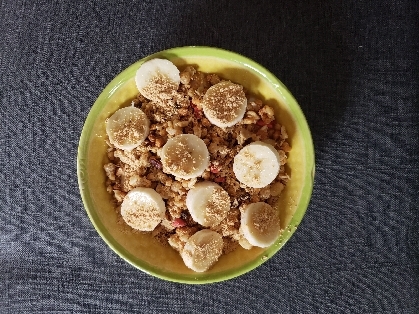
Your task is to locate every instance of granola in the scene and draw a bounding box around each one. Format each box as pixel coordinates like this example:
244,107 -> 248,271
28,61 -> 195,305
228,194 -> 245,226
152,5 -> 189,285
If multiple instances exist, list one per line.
103,63 -> 290,270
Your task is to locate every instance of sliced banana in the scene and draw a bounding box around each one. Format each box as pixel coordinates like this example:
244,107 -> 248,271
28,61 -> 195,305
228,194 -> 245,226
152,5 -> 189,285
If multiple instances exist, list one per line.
160,134 -> 210,179
233,141 -> 280,188
186,181 -> 230,227
240,202 -> 281,248
135,58 -> 180,101
180,229 -> 223,272
106,106 -> 150,151
201,81 -> 247,128
120,187 -> 166,232
238,236 -> 253,250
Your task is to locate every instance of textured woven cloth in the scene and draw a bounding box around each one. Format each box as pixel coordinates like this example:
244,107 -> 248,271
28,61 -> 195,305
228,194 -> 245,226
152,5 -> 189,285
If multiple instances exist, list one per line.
1,0 -> 419,313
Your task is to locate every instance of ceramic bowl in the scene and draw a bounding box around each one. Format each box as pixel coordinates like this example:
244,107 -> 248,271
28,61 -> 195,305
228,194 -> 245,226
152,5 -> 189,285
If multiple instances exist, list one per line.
77,46 -> 315,284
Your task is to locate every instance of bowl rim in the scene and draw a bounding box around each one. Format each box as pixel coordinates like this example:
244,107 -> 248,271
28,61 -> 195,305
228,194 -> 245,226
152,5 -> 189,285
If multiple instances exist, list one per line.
77,46 -> 315,284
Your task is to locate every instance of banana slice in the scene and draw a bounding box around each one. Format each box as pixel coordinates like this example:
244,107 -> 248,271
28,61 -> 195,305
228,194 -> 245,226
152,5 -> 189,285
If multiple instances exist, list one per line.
186,181 -> 230,227
120,187 -> 166,231
180,229 -> 223,272
233,141 -> 280,188
106,106 -> 150,151
202,81 -> 247,128
240,202 -> 281,248
160,134 -> 210,179
135,58 -> 180,101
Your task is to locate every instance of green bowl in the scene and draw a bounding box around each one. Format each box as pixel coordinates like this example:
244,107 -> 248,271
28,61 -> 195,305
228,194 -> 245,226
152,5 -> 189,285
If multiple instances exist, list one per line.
77,46 -> 315,284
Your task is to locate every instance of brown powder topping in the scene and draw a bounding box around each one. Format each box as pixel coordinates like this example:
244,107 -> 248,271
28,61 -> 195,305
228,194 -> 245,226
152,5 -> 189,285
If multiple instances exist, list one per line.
238,150 -> 263,187
112,114 -> 147,147
140,74 -> 181,120
182,231 -> 223,271
120,196 -> 162,231
107,108 -> 149,149
202,81 -> 246,125
189,239 -> 219,263
163,142 -> 201,176
141,74 -> 178,102
251,203 -> 280,234
204,187 -> 230,226
161,135 -> 209,178
211,208 -> 240,238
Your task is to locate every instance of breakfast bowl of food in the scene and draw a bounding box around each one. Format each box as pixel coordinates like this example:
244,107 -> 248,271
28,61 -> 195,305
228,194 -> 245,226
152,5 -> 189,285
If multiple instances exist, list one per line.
77,46 -> 315,284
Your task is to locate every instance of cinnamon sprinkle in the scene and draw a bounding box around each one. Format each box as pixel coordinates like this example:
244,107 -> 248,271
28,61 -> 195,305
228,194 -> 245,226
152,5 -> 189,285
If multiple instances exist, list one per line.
202,81 -> 246,125
111,111 -> 148,147
203,187 -> 230,226
120,196 -> 162,231
251,203 -> 280,234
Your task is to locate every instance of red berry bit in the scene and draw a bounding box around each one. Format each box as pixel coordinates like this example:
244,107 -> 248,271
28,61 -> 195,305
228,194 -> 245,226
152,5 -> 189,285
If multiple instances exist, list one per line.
256,119 -> 265,126
149,157 -> 162,169
210,164 -> 219,174
214,176 -> 225,183
172,218 -> 187,228
257,119 -> 274,128
191,103 -> 203,119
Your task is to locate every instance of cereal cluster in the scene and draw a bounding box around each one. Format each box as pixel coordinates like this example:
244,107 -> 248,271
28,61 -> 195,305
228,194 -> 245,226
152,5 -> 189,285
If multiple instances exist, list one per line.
103,65 -> 290,255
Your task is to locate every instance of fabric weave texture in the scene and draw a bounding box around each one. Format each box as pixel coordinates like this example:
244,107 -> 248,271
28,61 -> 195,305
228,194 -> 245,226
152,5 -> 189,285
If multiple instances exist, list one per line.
1,0 -> 418,313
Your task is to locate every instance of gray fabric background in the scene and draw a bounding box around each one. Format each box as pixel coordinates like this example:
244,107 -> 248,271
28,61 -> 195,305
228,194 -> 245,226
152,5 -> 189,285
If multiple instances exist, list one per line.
1,0 -> 419,313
